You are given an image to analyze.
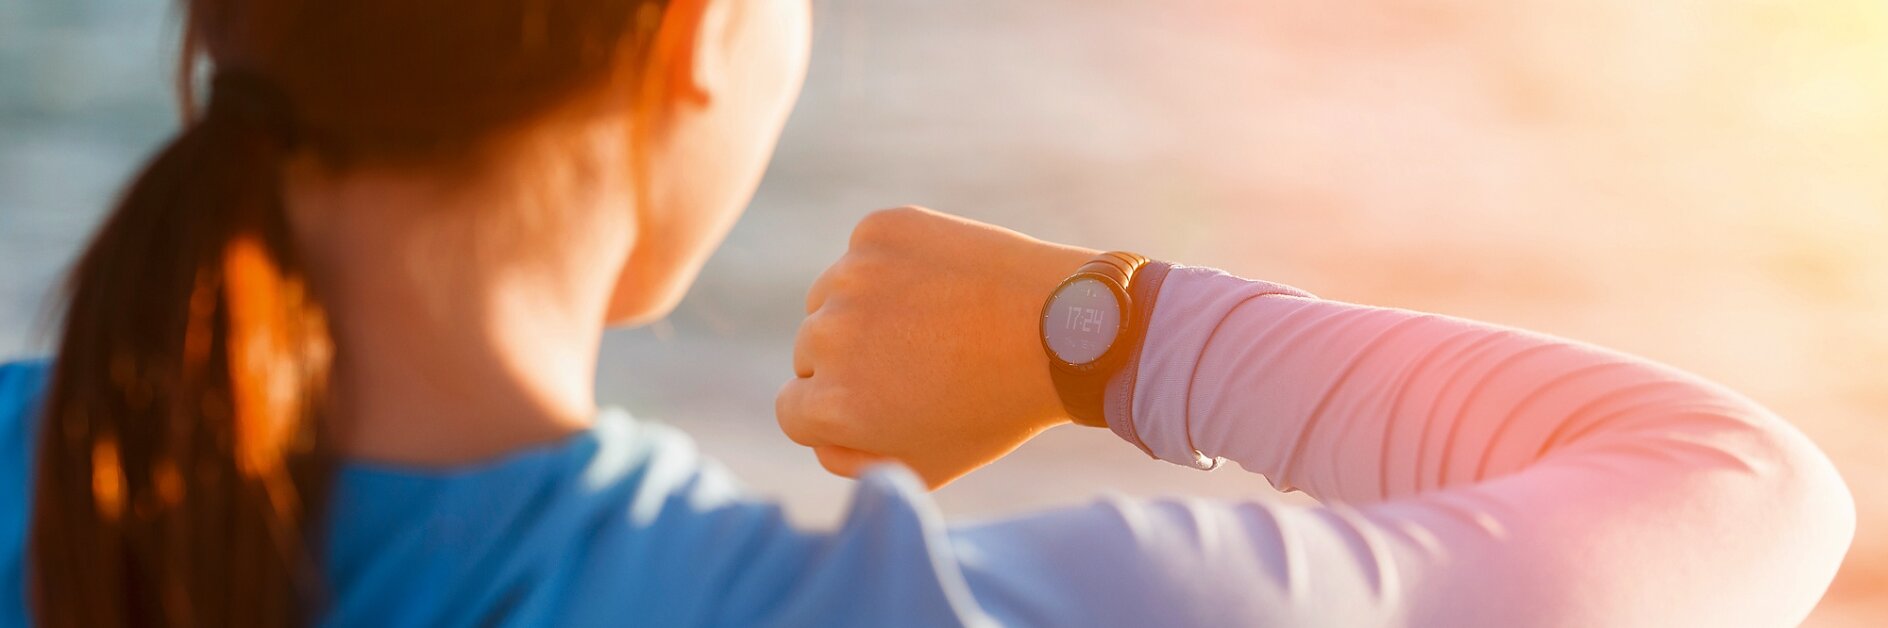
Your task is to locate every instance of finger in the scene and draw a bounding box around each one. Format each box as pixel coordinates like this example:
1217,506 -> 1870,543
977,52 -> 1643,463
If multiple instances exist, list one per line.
850,206 -> 928,249
805,249 -> 870,315
773,377 -> 826,447
805,260 -> 842,314
813,445 -> 887,479
790,310 -> 829,379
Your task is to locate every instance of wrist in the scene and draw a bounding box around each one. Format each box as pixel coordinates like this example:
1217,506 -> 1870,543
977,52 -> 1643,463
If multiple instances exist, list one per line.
1016,242 -> 1098,427
1026,243 -> 1103,303
1036,248 -> 1154,428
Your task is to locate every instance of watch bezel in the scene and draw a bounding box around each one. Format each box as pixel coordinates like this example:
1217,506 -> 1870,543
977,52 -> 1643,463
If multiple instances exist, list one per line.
1040,270 -> 1134,374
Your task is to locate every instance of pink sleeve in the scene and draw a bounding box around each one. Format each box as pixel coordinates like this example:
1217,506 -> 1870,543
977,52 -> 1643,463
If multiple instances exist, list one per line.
1104,264 -> 1853,626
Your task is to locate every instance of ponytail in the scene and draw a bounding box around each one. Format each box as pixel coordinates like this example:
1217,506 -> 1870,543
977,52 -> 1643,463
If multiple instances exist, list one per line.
30,71 -> 335,627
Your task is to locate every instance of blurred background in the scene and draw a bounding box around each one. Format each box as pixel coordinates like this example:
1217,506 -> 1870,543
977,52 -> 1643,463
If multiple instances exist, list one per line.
3,0 -> 1885,624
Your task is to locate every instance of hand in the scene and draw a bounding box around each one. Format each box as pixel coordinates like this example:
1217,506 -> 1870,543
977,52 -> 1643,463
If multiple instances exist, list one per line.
776,206 -> 1098,488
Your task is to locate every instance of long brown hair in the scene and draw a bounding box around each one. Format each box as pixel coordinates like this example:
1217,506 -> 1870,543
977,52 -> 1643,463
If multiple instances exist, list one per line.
30,1 -> 668,625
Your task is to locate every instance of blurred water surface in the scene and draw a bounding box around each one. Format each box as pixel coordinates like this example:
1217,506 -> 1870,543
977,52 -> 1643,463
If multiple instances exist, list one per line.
4,1 -> 1887,624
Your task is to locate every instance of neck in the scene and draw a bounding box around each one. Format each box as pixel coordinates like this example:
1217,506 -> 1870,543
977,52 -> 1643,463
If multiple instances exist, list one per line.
286,156 -> 633,466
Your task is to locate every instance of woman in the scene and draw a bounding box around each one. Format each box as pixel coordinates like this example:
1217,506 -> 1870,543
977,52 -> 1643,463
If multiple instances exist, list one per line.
0,0 -> 1853,626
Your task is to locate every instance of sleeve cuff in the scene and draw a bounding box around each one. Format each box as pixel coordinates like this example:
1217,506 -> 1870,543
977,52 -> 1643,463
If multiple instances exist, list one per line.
1102,264 -> 1313,470
1102,261 -> 1170,459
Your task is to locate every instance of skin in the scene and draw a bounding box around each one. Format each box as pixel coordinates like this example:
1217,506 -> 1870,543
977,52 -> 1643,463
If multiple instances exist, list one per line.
288,0 -> 1088,486
779,207 -> 1099,487
287,0 -> 811,465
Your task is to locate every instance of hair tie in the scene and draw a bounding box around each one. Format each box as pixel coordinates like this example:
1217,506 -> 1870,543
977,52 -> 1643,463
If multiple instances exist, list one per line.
205,70 -> 299,148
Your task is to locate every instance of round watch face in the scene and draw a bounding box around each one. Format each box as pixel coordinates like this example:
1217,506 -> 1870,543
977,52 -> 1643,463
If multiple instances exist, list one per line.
1043,277 -> 1123,366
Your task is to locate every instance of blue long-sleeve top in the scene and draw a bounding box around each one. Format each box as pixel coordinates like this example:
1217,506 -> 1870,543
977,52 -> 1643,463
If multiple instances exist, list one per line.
0,265 -> 1854,626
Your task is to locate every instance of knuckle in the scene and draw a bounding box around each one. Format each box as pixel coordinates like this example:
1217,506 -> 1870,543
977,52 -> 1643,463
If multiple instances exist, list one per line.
775,380 -> 856,447
849,218 -> 884,249
807,257 -> 862,314
831,256 -> 889,298
796,318 -> 831,356
774,381 -> 813,439
851,206 -> 928,247
814,448 -> 857,477
818,258 -> 856,291
796,307 -> 835,346
773,380 -> 795,417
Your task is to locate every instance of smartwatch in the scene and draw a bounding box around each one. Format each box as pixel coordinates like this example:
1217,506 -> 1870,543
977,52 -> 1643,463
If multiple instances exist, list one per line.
1040,251 -> 1152,427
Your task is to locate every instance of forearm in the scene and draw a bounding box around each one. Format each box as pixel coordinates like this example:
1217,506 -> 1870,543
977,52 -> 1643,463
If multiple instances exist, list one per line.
777,205 -> 1855,624
1086,264 -> 1854,625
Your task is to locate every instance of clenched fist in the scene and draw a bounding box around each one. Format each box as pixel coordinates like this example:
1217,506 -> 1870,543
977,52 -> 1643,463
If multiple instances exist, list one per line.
776,207 -> 1099,488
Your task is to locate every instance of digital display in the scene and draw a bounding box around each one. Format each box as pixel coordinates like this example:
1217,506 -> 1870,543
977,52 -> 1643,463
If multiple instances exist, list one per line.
1043,277 -> 1121,365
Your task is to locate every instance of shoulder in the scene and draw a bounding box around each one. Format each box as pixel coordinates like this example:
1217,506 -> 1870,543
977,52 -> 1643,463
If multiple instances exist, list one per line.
0,358 -> 51,407
0,359 -> 51,624
0,357 -> 52,483
0,358 -> 50,465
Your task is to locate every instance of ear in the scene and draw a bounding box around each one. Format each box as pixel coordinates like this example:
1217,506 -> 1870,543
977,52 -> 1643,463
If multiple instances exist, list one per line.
650,0 -> 737,105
